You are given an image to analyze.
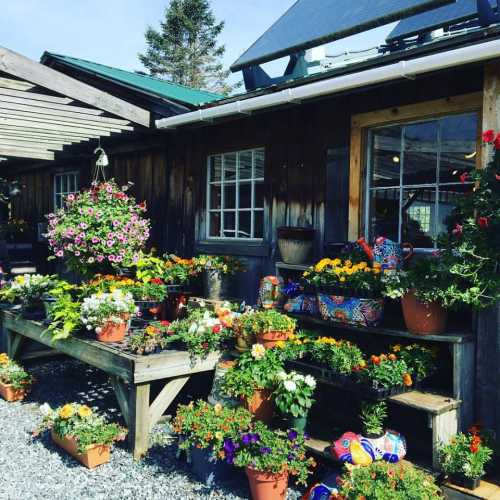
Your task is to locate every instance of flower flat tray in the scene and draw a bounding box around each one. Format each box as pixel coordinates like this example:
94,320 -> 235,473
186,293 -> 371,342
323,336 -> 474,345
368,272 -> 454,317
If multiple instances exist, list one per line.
285,359 -> 411,401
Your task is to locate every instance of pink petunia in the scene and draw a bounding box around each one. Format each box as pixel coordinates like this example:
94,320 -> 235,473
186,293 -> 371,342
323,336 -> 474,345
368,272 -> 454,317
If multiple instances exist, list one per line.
96,255 -> 105,263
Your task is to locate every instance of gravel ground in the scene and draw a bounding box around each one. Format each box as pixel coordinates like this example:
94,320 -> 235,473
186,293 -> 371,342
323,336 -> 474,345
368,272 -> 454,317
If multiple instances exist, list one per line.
0,358 -> 302,500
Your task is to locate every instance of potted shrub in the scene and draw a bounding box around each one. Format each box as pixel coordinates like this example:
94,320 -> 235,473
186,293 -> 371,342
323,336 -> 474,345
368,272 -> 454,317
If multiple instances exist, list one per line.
34,403 -> 126,469
194,254 -> 246,301
304,258 -> 385,327
390,343 -> 436,385
359,401 -> 388,460
0,353 -> 33,401
233,310 -> 259,352
439,429 -> 494,490
126,323 -> 171,355
80,289 -> 137,343
221,345 -> 284,422
229,421 -> 315,500
172,400 -> 253,486
251,310 -> 296,349
45,179 -> 150,277
336,460 -> 441,499
273,370 -> 316,431
277,226 -> 315,265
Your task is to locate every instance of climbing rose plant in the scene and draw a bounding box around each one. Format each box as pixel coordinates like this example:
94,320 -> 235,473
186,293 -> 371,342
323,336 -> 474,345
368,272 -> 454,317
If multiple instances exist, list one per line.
46,180 -> 150,276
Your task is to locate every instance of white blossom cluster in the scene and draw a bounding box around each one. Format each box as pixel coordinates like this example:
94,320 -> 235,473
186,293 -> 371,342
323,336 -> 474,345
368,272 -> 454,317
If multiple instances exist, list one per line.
276,370 -> 316,392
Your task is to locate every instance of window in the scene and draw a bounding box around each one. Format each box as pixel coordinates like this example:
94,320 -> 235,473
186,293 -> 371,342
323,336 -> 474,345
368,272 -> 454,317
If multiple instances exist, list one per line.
54,171 -> 79,209
206,148 -> 265,240
365,112 -> 478,248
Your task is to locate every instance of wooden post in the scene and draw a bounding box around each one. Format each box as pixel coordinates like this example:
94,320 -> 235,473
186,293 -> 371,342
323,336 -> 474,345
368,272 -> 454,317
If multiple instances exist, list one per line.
452,342 -> 475,431
432,409 -> 458,471
128,383 -> 151,460
5,328 -> 25,359
148,376 -> 189,432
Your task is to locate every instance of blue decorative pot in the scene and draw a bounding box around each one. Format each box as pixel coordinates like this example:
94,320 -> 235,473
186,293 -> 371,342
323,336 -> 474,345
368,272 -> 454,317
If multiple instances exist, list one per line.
190,446 -> 233,486
317,293 -> 384,327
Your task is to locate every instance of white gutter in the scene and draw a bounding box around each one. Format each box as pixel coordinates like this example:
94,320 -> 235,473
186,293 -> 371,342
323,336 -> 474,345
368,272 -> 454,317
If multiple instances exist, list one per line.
157,38 -> 500,129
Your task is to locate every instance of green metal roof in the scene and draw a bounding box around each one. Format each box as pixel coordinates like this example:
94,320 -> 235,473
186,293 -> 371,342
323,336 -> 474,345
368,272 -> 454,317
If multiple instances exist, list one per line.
42,52 -> 223,107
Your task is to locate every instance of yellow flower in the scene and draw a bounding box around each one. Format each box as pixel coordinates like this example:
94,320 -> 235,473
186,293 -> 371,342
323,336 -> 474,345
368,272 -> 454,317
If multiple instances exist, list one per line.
288,332 -> 296,341
59,404 -> 74,420
15,276 -> 25,284
275,340 -> 285,349
145,325 -> 158,336
344,260 -> 352,268
340,277 -> 346,282
78,405 -> 92,418
215,432 -> 223,440
332,258 -> 341,266
303,271 -> 310,277
213,403 -> 223,415
364,267 -> 372,273
358,262 -> 368,269
392,344 -> 402,352
334,267 -> 342,275
0,353 -> 9,365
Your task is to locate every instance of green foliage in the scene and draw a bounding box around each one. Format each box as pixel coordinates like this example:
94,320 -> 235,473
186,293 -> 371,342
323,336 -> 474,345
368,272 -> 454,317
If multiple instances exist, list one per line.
439,431 -> 494,480
172,400 -> 252,456
127,324 -> 171,355
36,403 -> 127,454
0,274 -> 57,305
391,344 -> 436,382
44,291 -> 82,341
359,354 -> 412,389
138,0 -> 237,95
234,309 -> 296,337
0,354 -> 33,390
308,337 -> 365,375
193,254 -> 246,274
360,401 -> 387,436
230,421 -> 315,485
337,461 -> 441,499
273,371 -> 316,418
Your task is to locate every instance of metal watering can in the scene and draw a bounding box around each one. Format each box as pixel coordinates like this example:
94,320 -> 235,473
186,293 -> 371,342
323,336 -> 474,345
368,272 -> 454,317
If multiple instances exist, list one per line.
357,237 -> 413,270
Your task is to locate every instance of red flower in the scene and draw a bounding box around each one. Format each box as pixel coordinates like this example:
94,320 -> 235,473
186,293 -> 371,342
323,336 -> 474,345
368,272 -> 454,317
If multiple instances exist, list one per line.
496,174 -> 500,181
459,172 -> 470,184
160,320 -> 170,327
452,223 -> 463,237
478,217 -> 489,229
150,278 -> 164,285
212,325 -> 221,334
138,201 -> 147,211
482,129 -> 495,143
202,342 -> 209,350
494,133 -> 500,150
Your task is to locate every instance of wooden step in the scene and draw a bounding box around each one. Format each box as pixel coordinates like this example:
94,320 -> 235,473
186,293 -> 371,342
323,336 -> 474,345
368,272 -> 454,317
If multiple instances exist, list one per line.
389,391 -> 461,415
442,478 -> 500,499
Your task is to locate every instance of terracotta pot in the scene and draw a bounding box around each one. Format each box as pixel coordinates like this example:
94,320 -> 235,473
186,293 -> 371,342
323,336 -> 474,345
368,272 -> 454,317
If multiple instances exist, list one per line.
245,388 -> 273,422
256,330 -> 290,349
96,318 -> 128,343
401,289 -> 448,335
51,430 -> 110,469
0,381 -> 26,402
246,467 -> 288,500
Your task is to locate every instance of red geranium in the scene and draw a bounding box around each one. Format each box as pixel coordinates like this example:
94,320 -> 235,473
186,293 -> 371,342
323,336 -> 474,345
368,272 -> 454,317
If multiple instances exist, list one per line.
150,278 -> 164,285
482,129 -> 495,143
478,216 -> 490,229
160,320 -> 170,327
459,172 -> 470,184
494,133 -> 500,150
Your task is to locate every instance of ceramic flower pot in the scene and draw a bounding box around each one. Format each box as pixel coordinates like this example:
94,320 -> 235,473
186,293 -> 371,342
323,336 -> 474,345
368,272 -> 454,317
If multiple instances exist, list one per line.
284,414 -> 308,432
401,289 -> 448,335
235,329 -> 254,352
245,389 -> 273,422
203,270 -> 231,301
0,381 -> 27,402
50,430 -> 110,469
317,293 -> 384,327
208,360 -> 240,408
246,467 -> 289,500
256,330 -> 290,349
277,227 -> 315,265
449,474 -> 481,491
190,446 -> 234,487
96,318 -> 128,343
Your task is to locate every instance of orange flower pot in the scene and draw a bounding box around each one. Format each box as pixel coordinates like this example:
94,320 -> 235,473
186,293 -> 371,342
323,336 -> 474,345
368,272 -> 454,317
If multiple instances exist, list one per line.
51,430 -> 110,469
0,381 -> 26,402
401,289 -> 448,335
96,319 -> 128,343
246,467 -> 288,500
256,330 -> 290,349
245,388 -> 273,422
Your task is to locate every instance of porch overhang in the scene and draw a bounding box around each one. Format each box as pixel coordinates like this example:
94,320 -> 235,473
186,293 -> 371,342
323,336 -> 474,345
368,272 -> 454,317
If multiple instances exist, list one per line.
0,47 -> 151,163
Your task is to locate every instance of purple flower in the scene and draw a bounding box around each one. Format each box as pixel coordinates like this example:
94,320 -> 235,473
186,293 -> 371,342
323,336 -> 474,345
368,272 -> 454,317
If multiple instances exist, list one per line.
287,430 -> 298,441
303,432 -> 310,441
87,207 -> 94,215
223,438 -> 236,454
260,447 -> 271,455
108,255 -> 115,262
112,220 -> 121,227
242,434 -> 251,445
107,240 -> 114,247
115,255 -> 123,263
250,433 -> 260,443
91,237 -> 100,244
287,454 -> 295,461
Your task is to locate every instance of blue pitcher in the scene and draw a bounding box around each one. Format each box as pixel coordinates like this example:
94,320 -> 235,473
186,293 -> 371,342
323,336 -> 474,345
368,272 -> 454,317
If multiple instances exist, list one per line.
373,237 -> 413,270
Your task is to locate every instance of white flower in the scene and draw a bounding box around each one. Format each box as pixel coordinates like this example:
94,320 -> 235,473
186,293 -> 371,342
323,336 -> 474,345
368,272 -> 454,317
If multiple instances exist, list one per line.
39,403 -> 52,416
304,375 -> 316,388
95,327 -> 102,334
283,380 -> 297,392
251,343 -> 266,360
188,322 -> 198,334
277,371 -> 288,381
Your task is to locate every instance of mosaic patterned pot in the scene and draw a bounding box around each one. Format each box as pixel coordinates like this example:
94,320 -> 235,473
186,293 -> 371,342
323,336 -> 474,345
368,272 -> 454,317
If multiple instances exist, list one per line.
316,293 -> 384,327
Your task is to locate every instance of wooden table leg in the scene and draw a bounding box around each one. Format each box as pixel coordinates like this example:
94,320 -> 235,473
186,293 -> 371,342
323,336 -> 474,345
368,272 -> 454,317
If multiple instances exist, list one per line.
5,328 -> 25,359
129,382 -> 151,460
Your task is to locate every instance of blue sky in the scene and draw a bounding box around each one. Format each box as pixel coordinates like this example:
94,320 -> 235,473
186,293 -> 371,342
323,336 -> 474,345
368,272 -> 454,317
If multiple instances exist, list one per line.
1,0 -> 393,84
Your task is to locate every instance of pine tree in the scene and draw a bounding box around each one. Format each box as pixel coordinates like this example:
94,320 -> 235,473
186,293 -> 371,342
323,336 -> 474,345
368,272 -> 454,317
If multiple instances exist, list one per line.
139,0 -> 235,95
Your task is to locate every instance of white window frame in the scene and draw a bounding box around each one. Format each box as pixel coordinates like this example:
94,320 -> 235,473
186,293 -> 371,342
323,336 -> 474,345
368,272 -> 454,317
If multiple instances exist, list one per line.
364,112 -> 478,249
206,148 -> 265,241
54,171 -> 79,210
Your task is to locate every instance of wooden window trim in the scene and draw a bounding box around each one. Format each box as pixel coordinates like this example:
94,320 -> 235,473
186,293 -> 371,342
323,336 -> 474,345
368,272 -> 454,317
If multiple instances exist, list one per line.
348,92 -> 483,241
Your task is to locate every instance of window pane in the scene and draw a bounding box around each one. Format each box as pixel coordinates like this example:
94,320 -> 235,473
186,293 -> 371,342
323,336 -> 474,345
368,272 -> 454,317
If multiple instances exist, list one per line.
55,175 -> 62,194
70,174 -> 78,192
371,126 -> 402,188
369,188 -> 399,242
224,184 -> 236,209
436,183 -> 473,234
254,181 -> 264,209
238,211 -> 251,238
403,121 -> 438,185
224,153 -> 237,181
210,184 -> 222,209
210,156 -> 222,182
239,182 -> 252,209
223,211 -> 236,237
440,113 -> 478,183
209,212 -> 221,237
402,188 -> 436,248
254,211 -> 264,239
239,151 -> 252,180
254,149 -> 264,178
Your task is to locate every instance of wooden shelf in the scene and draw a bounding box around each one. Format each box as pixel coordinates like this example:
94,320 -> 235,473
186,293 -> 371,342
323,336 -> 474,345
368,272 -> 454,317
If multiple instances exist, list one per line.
289,314 -> 474,344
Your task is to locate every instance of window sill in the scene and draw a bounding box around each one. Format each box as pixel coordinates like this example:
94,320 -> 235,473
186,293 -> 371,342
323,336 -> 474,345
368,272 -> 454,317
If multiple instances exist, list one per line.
195,240 -> 270,257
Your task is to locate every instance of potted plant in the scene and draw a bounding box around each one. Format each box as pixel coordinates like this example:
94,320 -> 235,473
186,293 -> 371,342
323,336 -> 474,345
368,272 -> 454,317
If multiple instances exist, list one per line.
126,323 -> 171,355
221,345 -> 284,422
0,353 -> 33,401
304,258 -> 385,327
390,344 -> 436,385
228,421 -> 315,500
336,461 -> 441,499
34,403 -> 127,469
194,254 -> 246,301
208,359 -> 240,408
439,429 -> 494,490
80,289 -> 137,343
359,401 -> 388,460
277,226 -> 315,265
250,310 -> 297,349
45,179 -> 150,277
273,370 -> 316,431
233,310 -> 259,352
172,400 -> 253,486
